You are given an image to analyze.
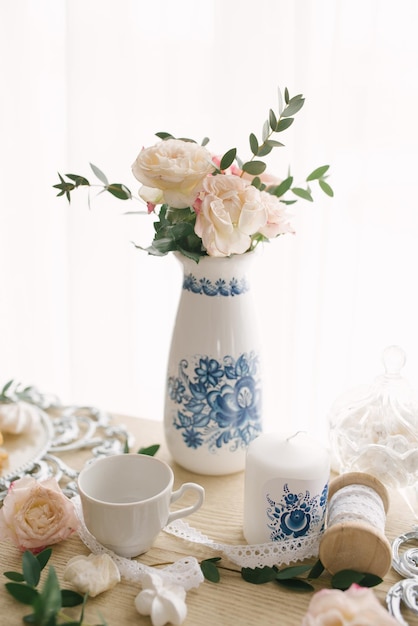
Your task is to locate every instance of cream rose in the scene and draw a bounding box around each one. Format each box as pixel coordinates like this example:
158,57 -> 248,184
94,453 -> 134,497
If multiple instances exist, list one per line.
194,175 -> 268,257
132,139 -> 215,209
63,554 -> 120,597
0,475 -> 79,552
301,584 -> 399,626
258,191 -> 295,239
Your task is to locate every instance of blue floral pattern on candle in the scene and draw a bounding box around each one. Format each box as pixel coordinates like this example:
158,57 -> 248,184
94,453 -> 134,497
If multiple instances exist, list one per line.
168,352 -> 261,452
266,483 -> 328,541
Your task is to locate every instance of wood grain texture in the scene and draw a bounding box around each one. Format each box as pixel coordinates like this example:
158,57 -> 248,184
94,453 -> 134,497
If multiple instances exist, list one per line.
0,415 -> 417,626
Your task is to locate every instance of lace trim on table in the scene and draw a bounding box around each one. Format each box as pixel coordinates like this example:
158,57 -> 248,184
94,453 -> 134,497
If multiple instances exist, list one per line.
74,494 -> 321,593
73,496 -> 204,591
164,519 -> 321,568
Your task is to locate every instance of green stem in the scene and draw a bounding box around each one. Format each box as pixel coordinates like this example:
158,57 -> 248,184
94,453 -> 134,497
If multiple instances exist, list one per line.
239,113 -> 283,178
57,609 -> 94,625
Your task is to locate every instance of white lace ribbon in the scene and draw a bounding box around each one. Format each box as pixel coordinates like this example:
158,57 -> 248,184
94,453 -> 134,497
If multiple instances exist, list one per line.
73,496 -> 204,591
164,519 -> 321,568
73,494 -> 321,594
327,484 -> 386,530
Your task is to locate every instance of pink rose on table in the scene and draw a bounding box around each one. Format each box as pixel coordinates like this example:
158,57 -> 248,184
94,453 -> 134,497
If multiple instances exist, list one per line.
194,175 -> 268,257
0,475 -> 79,552
132,139 -> 215,209
301,584 -> 399,626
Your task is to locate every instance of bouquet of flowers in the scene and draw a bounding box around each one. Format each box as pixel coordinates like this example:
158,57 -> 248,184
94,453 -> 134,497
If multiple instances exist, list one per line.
54,88 -> 333,262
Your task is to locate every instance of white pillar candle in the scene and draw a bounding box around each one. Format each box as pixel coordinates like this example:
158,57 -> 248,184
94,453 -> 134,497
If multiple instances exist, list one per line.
243,431 -> 330,547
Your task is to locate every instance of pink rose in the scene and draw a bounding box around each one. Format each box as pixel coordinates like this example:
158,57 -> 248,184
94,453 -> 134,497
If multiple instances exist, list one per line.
257,191 -> 295,238
0,475 -> 79,552
132,139 -> 215,209
301,584 -> 399,626
194,175 -> 267,257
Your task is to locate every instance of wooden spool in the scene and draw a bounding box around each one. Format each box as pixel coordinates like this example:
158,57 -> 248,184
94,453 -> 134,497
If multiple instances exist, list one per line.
319,471 -> 392,577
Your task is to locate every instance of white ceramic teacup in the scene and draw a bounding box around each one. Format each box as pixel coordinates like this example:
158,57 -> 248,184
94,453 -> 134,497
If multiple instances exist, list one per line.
78,453 -> 205,558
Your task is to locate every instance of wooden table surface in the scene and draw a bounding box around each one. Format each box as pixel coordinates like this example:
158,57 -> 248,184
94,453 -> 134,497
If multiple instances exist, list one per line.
1,413 -> 417,626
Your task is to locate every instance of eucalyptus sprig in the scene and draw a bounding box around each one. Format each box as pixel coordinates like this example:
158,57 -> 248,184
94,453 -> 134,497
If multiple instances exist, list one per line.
200,557 -> 382,594
0,379 -> 60,410
53,86 -> 333,261
217,88 -> 333,203
3,548 -> 107,625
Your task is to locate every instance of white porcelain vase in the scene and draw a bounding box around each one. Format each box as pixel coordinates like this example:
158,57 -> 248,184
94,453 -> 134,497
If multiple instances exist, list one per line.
164,251 -> 263,475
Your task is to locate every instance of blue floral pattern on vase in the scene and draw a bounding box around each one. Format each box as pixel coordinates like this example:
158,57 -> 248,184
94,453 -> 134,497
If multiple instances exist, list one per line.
266,483 -> 328,541
183,272 -> 249,296
167,352 -> 262,452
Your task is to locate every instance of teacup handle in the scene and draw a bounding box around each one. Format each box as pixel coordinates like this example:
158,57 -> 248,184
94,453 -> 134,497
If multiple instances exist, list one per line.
167,482 -> 205,524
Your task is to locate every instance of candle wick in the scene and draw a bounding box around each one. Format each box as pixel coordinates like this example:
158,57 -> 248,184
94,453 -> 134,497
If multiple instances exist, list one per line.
286,431 -> 306,442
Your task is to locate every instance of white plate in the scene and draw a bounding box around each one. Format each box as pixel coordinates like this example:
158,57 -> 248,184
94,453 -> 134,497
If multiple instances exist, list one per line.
1,411 -> 53,481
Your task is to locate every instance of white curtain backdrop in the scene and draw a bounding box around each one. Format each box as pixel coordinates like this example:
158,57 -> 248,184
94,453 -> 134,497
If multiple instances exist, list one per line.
1,0 -> 418,444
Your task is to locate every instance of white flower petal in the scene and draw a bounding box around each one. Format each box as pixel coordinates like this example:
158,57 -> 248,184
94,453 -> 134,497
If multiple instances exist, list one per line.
135,573 -> 187,626
135,588 -> 156,615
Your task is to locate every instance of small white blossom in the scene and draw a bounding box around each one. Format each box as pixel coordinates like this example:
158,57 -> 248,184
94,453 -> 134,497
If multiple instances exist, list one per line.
135,572 -> 187,626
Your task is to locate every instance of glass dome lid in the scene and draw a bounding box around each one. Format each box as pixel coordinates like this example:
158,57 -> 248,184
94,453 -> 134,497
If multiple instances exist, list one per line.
329,345 -> 418,489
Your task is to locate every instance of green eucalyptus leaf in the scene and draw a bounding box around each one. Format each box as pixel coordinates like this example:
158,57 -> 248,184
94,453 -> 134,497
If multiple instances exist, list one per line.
306,165 -> 330,181
275,565 -> 312,580
356,573 -> 383,588
269,109 -> 277,131
137,444 -> 160,456
276,578 -> 314,592
319,179 -> 334,197
36,549 -> 52,572
201,136 -> 210,146
257,144 -> 273,157
268,176 -> 293,197
262,119 -> 270,142
1,379 -> 14,395
292,187 -> 313,202
284,87 -> 290,104
5,582 -> 40,605
37,567 -> 62,622
249,133 -> 259,156
22,551 -> 41,587
177,136 -> 197,143
241,161 -> 266,176
61,589 -> 84,607
251,176 -> 262,189
308,560 -> 325,579
282,96 -> 305,118
200,558 -> 221,583
155,132 -> 174,140
220,148 -> 237,171
275,118 -> 294,133
65,174 -> 90,186
89,163 -> 109,185
241,566 -> 277,584
106,183 -> 132,200
266,139 -> 284,148
4,571 -> 25,582
331,569 -> 365,590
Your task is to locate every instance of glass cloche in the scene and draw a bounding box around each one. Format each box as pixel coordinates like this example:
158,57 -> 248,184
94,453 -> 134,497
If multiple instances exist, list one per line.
329,346 -> 418,497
